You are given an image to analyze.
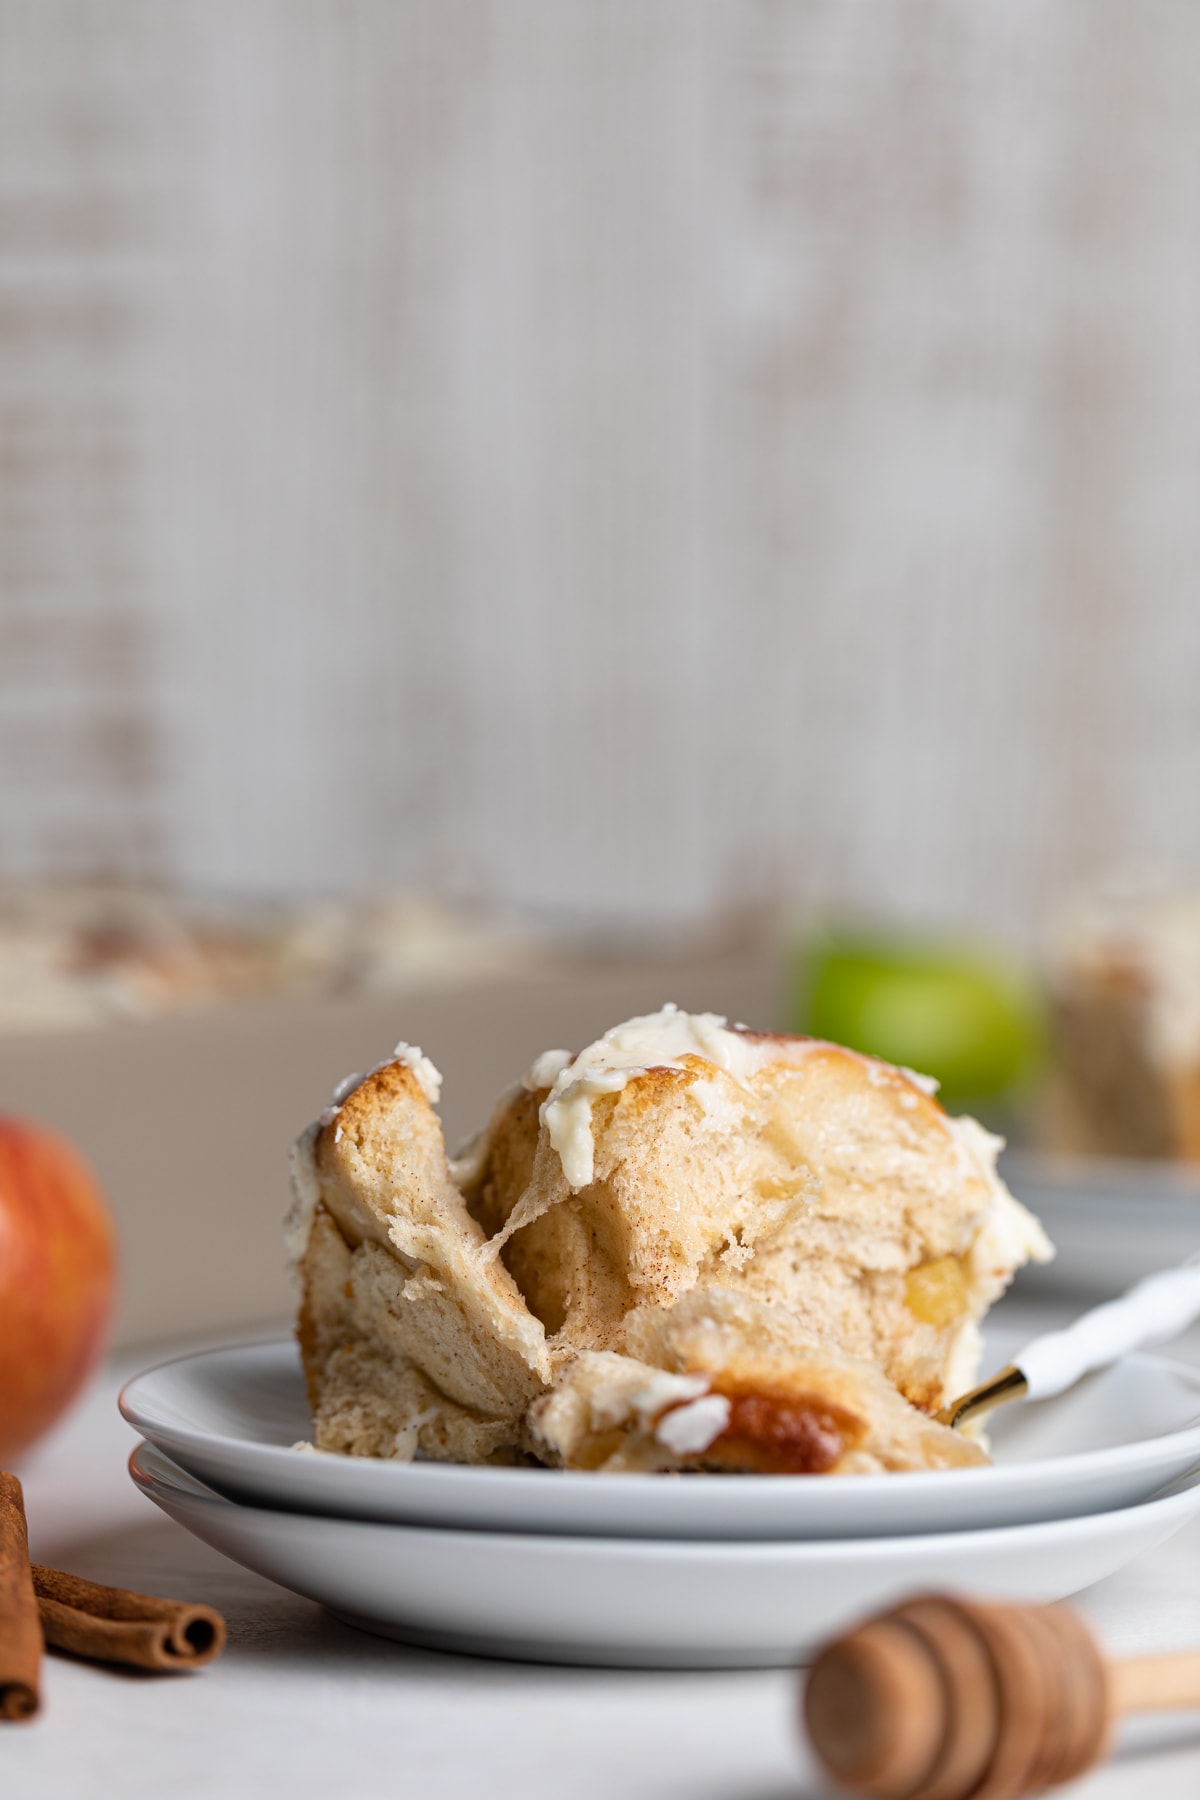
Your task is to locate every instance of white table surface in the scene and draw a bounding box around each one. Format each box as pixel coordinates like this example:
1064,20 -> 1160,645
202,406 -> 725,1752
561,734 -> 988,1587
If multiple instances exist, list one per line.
9,1294 -> 1200,1800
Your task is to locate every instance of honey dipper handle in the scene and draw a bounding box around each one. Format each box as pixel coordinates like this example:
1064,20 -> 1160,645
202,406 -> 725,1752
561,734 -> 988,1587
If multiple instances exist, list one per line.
1110,1652 -> 1200,1716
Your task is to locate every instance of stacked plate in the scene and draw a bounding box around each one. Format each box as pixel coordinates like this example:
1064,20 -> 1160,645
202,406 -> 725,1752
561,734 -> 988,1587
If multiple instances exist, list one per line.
1002,1150 -> 1200,1298
121,1331 -> 1200,1669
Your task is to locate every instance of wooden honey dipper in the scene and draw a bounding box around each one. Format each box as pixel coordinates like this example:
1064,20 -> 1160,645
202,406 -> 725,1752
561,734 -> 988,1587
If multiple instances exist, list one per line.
803,1593 -> 1200,1800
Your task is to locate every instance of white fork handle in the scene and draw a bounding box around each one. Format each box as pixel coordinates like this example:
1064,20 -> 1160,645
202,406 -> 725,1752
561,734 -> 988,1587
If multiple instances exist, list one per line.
1018,1258 -> 1200,1401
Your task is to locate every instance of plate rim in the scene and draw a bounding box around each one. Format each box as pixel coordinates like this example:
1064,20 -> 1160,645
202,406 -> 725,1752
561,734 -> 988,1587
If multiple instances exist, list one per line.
127,1436 -> 1200,1562
119,1336 -> 1200,1499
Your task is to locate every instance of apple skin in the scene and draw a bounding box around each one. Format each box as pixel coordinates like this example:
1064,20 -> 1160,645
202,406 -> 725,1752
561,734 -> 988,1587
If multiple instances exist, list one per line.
793,933 -> 1044,1113
0,1117 -> 117,1466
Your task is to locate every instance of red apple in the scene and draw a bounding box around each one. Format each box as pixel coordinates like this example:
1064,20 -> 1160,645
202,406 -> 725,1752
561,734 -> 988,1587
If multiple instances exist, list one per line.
0,1117 -> 116,1465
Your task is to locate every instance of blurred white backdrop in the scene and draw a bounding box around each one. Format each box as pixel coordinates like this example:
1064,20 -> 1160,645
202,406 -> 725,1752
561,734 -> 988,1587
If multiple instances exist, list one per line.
2,0 -> 1200,940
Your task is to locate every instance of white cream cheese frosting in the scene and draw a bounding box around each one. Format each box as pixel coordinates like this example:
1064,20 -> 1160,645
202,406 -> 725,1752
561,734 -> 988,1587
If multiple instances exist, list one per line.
654,1393 -> 732,1456
531,1002 -> 1009,1195
391,1041 -> 443,1105
285,1041 -> 445,1273
535,1004 -> 791,1190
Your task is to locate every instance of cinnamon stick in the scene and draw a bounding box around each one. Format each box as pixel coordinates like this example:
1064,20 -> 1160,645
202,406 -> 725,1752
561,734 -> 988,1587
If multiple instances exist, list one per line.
0,1472 -> 41,1721
31,1566 -> 226,1671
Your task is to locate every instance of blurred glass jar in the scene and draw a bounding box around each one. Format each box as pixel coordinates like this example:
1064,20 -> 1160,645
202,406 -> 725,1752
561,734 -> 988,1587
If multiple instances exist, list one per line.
791,927 -> 1045,1121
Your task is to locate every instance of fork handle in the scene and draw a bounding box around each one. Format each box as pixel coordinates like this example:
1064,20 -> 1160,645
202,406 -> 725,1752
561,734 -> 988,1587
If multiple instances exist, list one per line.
1018,1261 -> 1200,1400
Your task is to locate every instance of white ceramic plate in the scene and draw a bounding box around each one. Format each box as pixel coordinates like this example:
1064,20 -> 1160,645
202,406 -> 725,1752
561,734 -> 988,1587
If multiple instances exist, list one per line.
130,1439 -> 1200,1669
119,1336 -> 1200,1541
1002,1150 -> 1200,1298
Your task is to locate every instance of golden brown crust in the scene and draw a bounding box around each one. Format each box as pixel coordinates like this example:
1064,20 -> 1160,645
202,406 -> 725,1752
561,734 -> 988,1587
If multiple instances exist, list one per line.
703,1379 -> 863,1475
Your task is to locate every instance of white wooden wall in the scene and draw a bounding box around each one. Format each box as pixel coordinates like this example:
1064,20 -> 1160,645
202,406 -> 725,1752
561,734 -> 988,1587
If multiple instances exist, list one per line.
3,1 -> 1200,943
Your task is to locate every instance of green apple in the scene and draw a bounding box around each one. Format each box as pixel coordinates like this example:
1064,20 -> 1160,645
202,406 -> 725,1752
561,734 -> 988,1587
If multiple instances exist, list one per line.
792,931 -> 1043,1112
